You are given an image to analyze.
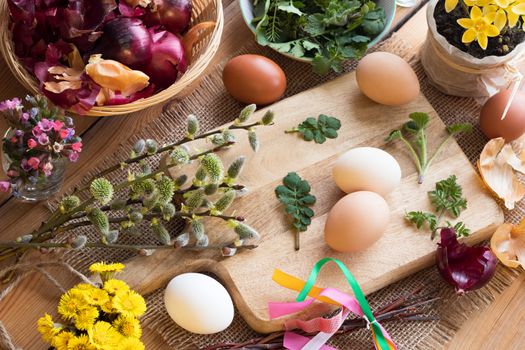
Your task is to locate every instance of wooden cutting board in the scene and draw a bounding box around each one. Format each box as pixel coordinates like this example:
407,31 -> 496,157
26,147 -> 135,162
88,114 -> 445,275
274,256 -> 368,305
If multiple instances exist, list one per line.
121,71 -> 504,333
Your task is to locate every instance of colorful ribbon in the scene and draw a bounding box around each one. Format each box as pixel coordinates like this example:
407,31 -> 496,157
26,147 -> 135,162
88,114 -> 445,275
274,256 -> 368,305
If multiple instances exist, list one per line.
268,257 -> 397,350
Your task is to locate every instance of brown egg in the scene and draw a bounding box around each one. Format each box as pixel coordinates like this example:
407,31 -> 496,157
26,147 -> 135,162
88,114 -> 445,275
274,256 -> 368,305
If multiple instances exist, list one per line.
324,191 -> 389,253
356,52 -> 420,106
223,54 -> 286,105
480,89 -> 525,142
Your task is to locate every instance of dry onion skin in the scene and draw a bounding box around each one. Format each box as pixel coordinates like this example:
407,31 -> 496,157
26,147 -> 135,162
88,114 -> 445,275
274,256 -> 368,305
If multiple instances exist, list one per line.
477,137 -> 525,210
86,55 -> 150,99
491,218 -> 525,268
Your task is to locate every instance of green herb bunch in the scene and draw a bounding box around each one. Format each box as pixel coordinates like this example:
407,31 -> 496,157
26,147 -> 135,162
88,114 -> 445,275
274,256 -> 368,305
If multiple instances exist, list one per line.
0,105 -> 275,260
285,114 -> 341,144
406,175 -> 470,239
252,0 -> 386,74
386,112 -> 472,184
275,172 -> 316,250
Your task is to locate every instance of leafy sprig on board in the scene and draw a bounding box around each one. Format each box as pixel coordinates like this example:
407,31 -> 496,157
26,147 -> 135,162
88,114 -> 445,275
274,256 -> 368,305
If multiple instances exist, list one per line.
386,112 -> 472,184
406,175 -> 470,239
285,114 -> 341,144
252,0 -> 387,74
275,172 -> 316,250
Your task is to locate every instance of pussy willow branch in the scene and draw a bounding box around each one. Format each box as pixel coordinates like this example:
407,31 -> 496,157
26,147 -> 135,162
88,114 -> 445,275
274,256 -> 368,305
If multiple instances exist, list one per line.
77,122 -> 261,192
200,287 -> 440,350
0,143 -> 235,258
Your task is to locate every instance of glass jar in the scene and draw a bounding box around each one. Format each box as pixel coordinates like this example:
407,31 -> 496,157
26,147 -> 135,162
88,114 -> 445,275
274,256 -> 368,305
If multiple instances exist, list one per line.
2,129 -> 66,202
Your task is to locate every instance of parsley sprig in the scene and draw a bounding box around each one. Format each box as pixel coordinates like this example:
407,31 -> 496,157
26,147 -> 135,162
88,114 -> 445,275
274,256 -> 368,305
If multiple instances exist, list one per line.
275,172 -> 316,250
406,175 -> 470,239
285,114 -> 341,144
386,112 -> 472,184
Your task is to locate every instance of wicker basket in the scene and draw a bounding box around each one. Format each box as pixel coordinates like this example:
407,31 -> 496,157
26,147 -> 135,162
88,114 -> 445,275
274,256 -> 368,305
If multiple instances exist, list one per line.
0,0 -> 224,117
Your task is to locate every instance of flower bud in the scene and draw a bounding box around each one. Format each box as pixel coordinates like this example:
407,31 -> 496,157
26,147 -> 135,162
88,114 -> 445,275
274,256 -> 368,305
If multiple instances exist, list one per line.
105,230 -> 119,244
152,223 -> 171,245
248,131 -> 259,152
214,189 -> 236,213
169,147 -> 190,165
222,129 -> 235,143
194,167 -> 207,182
139,161 -> 152,175
174,232 -> 190,248
237,104 -> 256,123
138,249 -> 155,256
204,183 -> 218,195
222,246 -> 237,257
157,176 -> 175,203
162,203 -> 176,220
133,139 -> 146,155
174,174 -> 188,187
261,110 -> 275,125
145,139 -> 158,154
129,211 -> 143,223
191,220 -> 206,240
87,207 -> 109,235
234,222 -> 260,240
201,154 -> 224,184
60,195 -> 81,213
196,234 -> 209,247
184,188 -> 205,211
227,156 -> 245,179
71,235 -> 88,249
16,234 -> 33,243
187,114 -> 200,137
210,134 -> 225,145
90,178 -> 114,205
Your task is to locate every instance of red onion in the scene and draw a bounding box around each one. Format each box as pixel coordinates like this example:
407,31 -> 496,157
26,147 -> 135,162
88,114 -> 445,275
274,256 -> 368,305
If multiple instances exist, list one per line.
93,17 -> 152,68
143,29 -> 187,89
436,228 -> 497,294
143,0 -> 192,34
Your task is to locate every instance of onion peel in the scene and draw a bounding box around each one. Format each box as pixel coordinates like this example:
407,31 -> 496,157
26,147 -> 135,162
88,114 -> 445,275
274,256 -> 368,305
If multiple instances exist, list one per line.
182,21 -> 216,64
86,55 -> 150,97
490,218 -> 525,268
477,137 -> 525,210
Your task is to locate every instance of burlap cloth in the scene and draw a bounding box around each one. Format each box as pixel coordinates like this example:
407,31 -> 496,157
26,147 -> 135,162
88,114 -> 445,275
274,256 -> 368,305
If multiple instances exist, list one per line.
50,31 -> 521,350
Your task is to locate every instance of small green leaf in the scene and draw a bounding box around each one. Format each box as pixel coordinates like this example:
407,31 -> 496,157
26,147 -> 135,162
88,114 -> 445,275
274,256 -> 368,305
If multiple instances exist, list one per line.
385,130 -> 402,142
447,123 -> 473,135
290,115 -> 341,144
408,112 -> 430,131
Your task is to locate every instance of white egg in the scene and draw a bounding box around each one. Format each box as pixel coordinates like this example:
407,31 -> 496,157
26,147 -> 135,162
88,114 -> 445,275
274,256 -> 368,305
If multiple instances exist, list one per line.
332,147 -> 401,196
164,273 -> 234,334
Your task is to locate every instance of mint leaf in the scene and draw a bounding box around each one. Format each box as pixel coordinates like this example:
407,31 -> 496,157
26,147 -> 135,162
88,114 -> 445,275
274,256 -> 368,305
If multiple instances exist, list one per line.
361,7 -> 386,36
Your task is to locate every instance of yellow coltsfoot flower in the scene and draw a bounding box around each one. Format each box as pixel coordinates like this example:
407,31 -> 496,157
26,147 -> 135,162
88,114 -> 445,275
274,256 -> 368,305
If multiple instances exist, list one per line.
457,6 -> 501,49
112,290 -> 147,318
89,262 -> 125,274
120,337 -> 145,350
113,315 -> 142,338
445,0 -> 459,12
37,314 -> 62,343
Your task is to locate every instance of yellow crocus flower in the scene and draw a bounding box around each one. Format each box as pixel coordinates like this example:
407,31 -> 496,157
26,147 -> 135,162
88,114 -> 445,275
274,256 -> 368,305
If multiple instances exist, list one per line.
457,6 -> 501,49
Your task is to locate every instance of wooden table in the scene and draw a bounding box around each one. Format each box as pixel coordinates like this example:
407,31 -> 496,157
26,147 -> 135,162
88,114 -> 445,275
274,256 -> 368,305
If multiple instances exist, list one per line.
0,1 -> 524,349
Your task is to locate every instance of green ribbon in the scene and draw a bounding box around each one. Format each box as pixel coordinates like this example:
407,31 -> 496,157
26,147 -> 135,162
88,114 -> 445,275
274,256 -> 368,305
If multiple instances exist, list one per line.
296,257 -> 390,350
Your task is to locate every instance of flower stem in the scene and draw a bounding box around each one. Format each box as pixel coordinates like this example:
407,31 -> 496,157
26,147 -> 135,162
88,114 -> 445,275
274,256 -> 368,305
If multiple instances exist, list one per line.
284,128 -> 300,134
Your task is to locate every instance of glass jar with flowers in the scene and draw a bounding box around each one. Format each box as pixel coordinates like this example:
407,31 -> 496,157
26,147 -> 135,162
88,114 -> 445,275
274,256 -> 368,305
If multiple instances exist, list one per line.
0,96 -> 82,201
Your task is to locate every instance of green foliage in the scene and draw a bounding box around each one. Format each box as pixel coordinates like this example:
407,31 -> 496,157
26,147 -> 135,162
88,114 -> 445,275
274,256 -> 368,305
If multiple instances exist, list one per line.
287,114 -> 341,144
90,178 -> 114,205
386,113 -> 472,184
253,0 -> 386,74
275,172 -> 316,249
406,175 -> 470,239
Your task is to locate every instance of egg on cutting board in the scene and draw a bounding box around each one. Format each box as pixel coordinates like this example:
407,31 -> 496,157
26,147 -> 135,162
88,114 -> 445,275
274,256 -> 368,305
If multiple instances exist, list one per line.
164,273 -> 234,334
324,191 -> 390,253
222,54 -> 287,105
332,147 -> 401,197
356,52 -> 420,106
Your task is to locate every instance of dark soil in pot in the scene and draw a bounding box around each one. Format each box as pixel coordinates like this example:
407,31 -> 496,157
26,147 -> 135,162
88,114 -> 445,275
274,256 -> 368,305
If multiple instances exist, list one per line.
434,0 -> 525,58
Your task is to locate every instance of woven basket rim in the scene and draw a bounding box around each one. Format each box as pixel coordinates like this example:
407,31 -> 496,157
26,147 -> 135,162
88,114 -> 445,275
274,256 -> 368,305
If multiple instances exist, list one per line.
0,0 -> 224,117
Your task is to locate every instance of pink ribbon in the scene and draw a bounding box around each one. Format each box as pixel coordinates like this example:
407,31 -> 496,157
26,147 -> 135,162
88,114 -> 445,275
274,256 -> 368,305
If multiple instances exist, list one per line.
268,286 -> 397,350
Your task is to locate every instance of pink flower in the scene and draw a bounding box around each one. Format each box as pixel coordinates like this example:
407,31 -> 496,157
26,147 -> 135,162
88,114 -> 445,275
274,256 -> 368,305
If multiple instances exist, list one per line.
53,120 -> 65,131
41,162 -> 53,177
0,98 -> 21,111
0,181 -> 10,192
71,142 -> 82,152
20,112 -> 29,122
27,157 -> 40,170
37,119 -> 53,132
32,126 -> 43,137
59,129 -> 69,139
37,133 -> 49,145
10,137 -> 17,143
68,151 -> 79,162
27,139 -> 37,149
6,170 -> 19,178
